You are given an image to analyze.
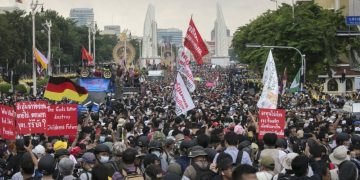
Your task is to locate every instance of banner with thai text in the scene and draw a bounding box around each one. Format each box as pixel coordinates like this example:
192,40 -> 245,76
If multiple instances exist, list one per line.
15,101 -> 47,134
258,108 -> 286,139
47,104 -> 78,136
173,73 -> 195,116
178,48 -> 196,92
0,105 -> 16,140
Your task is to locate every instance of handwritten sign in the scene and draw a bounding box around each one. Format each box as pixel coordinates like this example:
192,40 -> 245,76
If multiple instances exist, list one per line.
15,101 -> 48,134
258,109 -> 286,139
47,104 -> 77,136
0,105 -> 16,140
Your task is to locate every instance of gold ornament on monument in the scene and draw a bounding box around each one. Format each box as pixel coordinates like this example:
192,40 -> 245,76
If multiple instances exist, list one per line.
81,69 -> 90,78
112,33 -> 136,68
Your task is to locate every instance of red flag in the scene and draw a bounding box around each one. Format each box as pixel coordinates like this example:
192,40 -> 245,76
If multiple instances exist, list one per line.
184,18 -> 209,65
81,47 -> 93,62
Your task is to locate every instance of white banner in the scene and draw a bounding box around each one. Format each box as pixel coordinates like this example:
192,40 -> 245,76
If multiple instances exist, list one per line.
257,50 -> 279,109
178,48 -> 196,92
174,73 -> 195,116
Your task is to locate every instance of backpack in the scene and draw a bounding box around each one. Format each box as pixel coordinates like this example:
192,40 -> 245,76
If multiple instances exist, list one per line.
110,161 -> 144,180
234,150 -> 243,166
272,173 -> 292,180
192,163 -> 214,180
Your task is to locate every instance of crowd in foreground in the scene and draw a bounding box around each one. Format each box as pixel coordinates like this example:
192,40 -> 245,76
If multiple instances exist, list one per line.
1,65 -> 360,180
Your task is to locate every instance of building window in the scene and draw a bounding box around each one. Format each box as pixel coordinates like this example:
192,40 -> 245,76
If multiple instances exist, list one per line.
346,79 -> 353,91
328,79 -> 338,91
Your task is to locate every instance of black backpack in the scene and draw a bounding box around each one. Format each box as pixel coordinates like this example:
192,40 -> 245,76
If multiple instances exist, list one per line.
233,150 -> 243,166
192,162 -> 215,180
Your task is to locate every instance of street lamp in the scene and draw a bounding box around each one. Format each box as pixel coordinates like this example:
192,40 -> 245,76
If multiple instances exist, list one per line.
43,20 -> 52,76
31,0 -> 44,96
92,21 -> 96,65
245,43 -> 306,91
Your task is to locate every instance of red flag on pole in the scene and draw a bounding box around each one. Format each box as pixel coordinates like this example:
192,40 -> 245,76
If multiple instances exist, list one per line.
184,18 -> 209,65
81,47 -> 93,62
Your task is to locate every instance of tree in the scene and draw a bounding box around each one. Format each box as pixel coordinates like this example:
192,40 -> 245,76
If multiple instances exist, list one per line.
232,2 -> 360,80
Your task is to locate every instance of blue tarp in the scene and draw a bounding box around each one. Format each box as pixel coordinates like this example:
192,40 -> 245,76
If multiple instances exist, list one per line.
79,78 -> 110,92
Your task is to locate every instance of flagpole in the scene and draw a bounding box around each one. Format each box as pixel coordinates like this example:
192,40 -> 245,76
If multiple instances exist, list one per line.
31,0 -> 43,96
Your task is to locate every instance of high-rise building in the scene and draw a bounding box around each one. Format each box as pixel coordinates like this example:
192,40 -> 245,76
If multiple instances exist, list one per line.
69,8 -> 94,27
315,0 -> 360,16
157,28 -> 183,46
101,25 -> 121,36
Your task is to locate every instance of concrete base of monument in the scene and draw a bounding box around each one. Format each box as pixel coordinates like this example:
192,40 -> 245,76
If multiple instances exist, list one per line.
211,56 -> 230,67
140,57 -> 162,68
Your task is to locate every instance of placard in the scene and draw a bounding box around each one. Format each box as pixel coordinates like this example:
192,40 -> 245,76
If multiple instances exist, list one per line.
47,104 -> 77,136
258,109 -> 286,139
15,101 -> 48,134
0,105 -> 16,140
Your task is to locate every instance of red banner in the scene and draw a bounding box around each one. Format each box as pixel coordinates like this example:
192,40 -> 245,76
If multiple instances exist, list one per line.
47,104 -> 78,136
0,105 -> 16,140
15,101 -> 48,134
184,18 -> 209,65
258,109 -> 286,139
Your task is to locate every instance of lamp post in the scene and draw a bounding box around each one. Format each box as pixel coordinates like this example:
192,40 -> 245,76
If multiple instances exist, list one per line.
31,0 -> 44,96
245,44 -> 306,91
92,21 -> 96,65
43,20 -> 52,75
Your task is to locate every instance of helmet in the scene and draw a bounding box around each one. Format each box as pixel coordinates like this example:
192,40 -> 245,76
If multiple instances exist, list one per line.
94,144 -> 110,154
148,140 -> 163,152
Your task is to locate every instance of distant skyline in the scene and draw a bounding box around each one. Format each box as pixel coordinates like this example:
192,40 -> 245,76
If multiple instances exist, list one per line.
1,0 -> 294,39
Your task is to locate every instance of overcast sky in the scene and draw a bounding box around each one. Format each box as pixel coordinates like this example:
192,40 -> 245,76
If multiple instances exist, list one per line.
2,0 -> 293,39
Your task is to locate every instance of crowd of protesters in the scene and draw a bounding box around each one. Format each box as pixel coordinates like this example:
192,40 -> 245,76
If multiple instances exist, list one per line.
1,64 -> 360,180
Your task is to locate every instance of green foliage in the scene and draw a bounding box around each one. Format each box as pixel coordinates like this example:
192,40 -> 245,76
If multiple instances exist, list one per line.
0,84 -> 11,94
0,10 -> 118,77
232,2 -> 359,80
37,77 -> 49,88
15,84 -> 27,93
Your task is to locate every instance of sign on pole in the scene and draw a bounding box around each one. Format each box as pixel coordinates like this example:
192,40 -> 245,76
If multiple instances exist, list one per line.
0,105 -> 16,140
258,109 -> 286,139
346,16 -> 360,25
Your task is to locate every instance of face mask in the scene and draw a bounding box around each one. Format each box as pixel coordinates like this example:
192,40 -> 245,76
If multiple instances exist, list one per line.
100,156 -> 109,163
336,128 -> 342,134
152,151 -> 161,157
99,136 -> 106,143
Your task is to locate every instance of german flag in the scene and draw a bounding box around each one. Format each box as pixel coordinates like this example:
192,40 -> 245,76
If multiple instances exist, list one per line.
44,77 -> 88,103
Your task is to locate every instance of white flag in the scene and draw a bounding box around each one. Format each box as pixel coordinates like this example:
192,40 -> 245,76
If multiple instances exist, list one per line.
257,50 -> 279,109
174,73 -> 195,116
177,48 -> 196,92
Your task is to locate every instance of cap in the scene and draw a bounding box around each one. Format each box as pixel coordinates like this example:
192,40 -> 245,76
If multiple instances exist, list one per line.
137,136 -> 149,147
70,146 -> 81,156
188,145 -> 207,158
112,142 -> 127,156
79,152 -> 96,164
180,140 -> 193,150
260,156 -> 275,170
94,144 -> 110,154
38,154 -> 56,174
58,157 -> 75,174
54,141 -> 68,151
165,137 -> 175,147
330,145 -> 350,165
32,145 -> 45,156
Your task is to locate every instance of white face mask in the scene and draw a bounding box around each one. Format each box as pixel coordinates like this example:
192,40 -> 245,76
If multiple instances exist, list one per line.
336,128 -> 343,134
99,136 -> 106,143
100,156 -> 109,163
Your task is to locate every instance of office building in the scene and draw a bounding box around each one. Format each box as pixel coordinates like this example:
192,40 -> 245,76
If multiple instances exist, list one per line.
157,28 -> 183,46
69,8 -> 94,27
101,25 -> 121,36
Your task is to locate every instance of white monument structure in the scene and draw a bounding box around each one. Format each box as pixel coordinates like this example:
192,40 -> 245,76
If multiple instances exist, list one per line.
140,4 -> 160,68
211,3 -> 230,67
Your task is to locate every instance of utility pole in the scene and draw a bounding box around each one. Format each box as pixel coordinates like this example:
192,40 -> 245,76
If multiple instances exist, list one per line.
44,20 -> 52,75
31,0 -> 44,96
88,23 -> 92,56
92,21 -> 96,65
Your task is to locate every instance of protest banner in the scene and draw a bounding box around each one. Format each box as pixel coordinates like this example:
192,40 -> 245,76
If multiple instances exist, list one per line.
15,101 -> 48,134
0,105 -> 16,140
258,108 -> 286,139
47,104 -> 78,136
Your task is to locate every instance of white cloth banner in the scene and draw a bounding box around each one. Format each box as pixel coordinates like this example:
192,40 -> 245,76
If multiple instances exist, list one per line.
257,50 -> 279,109
177,48 -> 196,92
174,73 -> 195,116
